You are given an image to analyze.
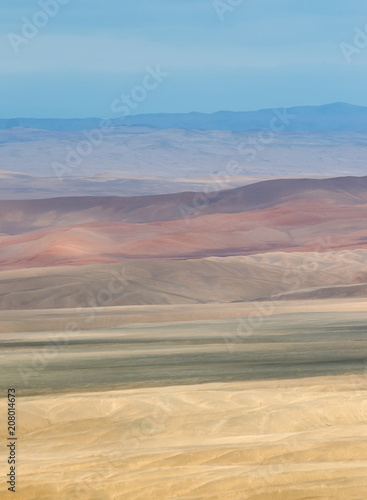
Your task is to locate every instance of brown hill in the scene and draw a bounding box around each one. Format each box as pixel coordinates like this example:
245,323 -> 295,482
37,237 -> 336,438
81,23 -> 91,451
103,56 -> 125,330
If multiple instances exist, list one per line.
0,250 -> 366,310
1,176 -> 367,234
1,176 -> 367,268
0,205 -> 367,268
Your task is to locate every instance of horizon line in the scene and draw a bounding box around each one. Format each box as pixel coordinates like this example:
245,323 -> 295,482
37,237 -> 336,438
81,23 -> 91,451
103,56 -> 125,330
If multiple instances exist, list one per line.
0,101 -> 364,121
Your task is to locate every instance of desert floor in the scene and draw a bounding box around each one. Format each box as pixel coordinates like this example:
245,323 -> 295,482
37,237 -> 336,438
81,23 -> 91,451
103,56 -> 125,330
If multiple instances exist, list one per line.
1,300 -> 367,499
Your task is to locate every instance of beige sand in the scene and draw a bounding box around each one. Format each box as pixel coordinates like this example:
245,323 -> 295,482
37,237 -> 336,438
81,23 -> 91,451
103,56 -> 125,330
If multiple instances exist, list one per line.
1,301 -> 367,498
1,376 -> 367,499
1,250 -> 367,310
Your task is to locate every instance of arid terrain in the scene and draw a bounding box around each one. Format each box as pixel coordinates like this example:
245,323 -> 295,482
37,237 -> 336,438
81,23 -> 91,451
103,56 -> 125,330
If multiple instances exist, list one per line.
1,176 -> 367,269
1,301 -> 367,499
3,0 -> 367,492
0,250 -> 367,310
1,172 -> 367,499
2,116 -> 367,200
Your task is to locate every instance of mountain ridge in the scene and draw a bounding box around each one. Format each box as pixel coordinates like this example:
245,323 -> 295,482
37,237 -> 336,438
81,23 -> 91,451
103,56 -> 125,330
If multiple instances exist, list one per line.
2,102 -> 367,132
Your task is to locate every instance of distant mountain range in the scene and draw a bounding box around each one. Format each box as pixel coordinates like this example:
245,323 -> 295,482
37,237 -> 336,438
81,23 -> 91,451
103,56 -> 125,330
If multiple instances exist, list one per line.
1,102 -> 367,132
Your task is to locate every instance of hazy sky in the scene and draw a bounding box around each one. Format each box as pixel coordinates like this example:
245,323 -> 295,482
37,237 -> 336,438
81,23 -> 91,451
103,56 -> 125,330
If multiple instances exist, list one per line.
1,0 -> 367,117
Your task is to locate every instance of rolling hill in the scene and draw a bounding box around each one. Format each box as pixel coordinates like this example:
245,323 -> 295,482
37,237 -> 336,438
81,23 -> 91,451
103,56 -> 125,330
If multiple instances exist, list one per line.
1,176 -> 367,268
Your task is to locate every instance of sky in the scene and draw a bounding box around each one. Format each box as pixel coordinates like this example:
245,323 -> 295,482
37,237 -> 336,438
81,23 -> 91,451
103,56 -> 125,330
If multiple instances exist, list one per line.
1,0 -> 367,117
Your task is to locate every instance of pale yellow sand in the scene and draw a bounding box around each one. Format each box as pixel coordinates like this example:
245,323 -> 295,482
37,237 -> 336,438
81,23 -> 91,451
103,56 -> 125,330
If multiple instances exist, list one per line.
1,301 -> 367,498
1,376 -> 367,499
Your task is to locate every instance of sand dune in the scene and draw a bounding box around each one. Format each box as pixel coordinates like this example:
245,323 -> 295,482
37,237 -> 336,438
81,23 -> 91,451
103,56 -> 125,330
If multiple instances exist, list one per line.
0,250 -> 366,310
1,377 -> 367,499
1,302 -> 367,498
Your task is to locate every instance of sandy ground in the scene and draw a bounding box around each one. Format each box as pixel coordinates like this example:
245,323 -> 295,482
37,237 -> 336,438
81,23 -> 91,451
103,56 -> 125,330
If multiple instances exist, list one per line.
1,298 -> 367,333
1,377 -> 367,499
1,306 -> 367,395
1,250 -> 367,310
1,302 -> 367,498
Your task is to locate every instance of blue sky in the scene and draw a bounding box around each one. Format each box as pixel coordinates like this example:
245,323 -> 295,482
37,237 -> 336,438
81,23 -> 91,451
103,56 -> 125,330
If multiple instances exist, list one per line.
1,0 -> 367,117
